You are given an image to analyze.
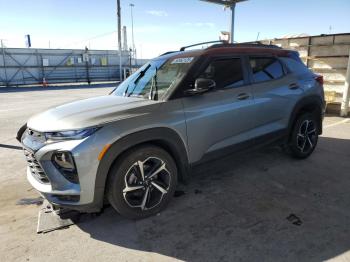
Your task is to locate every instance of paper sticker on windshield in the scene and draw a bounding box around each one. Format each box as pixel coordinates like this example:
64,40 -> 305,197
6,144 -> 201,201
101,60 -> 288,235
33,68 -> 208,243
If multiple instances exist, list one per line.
171,57 -> 194,64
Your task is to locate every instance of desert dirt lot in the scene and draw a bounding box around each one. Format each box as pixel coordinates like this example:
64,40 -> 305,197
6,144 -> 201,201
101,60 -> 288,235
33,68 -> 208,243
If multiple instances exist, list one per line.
1,85 -> 350,262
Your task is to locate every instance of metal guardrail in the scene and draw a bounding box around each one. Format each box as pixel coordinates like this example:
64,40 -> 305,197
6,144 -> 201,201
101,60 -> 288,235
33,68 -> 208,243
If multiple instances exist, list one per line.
0,47 -> 133,86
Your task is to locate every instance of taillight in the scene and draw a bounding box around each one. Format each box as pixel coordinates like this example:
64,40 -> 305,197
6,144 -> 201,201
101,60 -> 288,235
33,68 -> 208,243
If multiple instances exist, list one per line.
315,75 -> 324,85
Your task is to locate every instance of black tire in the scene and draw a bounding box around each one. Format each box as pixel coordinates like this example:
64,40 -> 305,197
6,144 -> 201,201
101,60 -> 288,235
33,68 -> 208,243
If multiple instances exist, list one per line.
287,113 -> 319,159
107,144 -> 177,219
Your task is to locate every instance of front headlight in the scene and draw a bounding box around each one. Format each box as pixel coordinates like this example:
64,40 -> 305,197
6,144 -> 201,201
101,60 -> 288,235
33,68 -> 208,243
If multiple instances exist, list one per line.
45,127 -> 100,142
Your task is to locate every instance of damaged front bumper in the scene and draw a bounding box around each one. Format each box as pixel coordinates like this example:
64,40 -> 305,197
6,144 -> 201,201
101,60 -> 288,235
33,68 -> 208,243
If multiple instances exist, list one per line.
19,127 -> 103,213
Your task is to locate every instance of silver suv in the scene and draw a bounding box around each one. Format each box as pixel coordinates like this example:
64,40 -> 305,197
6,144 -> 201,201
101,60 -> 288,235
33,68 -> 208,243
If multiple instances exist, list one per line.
18,42 -> 325,219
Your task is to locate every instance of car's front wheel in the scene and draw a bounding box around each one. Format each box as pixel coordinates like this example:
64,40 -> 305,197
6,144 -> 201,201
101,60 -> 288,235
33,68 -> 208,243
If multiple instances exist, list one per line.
287,113 -> 319,159
107,145 -> 177,219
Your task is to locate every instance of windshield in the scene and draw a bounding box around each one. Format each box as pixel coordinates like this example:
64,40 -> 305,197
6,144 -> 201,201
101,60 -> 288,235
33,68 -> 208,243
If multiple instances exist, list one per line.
112,56 -> 195,100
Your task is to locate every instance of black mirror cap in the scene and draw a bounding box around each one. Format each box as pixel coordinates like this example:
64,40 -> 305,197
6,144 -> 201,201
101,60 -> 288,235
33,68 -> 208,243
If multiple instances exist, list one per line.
184,78 -> 216,96
195,78 -> 216,90
185,88 -> 209,96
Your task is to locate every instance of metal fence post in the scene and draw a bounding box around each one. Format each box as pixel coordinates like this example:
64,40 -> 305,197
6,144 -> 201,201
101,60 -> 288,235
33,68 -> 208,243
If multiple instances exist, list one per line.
84,47 -> 91,85
340,49 -> 350,117
1,40 -> 9,86
306,36 -> 312,68
86,60 -> 90,84
37,51 -> 45,82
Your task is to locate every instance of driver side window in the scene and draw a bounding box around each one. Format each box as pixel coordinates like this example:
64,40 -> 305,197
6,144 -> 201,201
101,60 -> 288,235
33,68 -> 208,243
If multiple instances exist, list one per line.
199,58 -> 244,89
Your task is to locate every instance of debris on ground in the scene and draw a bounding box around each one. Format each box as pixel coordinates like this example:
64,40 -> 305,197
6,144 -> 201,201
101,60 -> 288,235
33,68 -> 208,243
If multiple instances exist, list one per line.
174,190 -> 185,197
37,200 -> 80,234
16,197 -> 44,206
194,189 -> 202,194
286,213 -> 303,226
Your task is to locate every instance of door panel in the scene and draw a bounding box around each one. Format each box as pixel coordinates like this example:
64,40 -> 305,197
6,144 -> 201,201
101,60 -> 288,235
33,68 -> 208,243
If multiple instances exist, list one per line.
182,85 -> 255,163
248,75 -> 302,138
247,57 -> 304,140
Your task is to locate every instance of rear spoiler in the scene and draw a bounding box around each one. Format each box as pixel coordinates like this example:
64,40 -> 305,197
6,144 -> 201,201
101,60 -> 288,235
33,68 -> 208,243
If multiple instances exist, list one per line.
288,50 -> 304,64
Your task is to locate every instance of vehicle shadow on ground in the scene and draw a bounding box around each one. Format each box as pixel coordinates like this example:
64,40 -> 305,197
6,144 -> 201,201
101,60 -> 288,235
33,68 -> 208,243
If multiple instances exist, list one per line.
77,136 -> 350,262
0,83 -> 117,93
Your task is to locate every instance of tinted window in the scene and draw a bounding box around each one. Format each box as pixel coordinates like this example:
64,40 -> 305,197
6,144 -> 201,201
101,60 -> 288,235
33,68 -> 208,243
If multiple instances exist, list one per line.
280,57 -> 311,75
199,58 -> 244,89
249,57 -> 284,83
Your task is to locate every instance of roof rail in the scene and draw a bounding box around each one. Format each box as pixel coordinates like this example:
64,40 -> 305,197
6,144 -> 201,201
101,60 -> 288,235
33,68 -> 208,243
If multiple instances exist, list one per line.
160,51 -> 178,56
207,42 -> 282,49
180,40 -> 228,51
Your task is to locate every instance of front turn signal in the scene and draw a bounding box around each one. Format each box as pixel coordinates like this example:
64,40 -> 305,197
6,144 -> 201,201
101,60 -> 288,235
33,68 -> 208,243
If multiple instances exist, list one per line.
98,144 -> 111,161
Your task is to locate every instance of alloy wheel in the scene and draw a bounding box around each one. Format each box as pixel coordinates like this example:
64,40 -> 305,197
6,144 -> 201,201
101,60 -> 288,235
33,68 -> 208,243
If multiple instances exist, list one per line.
122,157 -> 171,211
296,119 -> 317,153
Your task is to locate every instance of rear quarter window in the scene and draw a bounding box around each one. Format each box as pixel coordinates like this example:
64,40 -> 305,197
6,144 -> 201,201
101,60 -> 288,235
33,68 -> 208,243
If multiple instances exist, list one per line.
280,57 -> 311,75
249,57 -> 284,83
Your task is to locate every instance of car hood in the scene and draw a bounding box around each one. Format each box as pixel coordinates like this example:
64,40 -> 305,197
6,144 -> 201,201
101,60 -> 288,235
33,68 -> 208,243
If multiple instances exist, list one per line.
28,95 -> 161,132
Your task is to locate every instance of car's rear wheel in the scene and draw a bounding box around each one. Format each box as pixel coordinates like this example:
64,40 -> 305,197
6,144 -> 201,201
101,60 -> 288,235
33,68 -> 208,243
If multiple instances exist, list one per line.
107,145 -> 177,219
287,113 -> 319,159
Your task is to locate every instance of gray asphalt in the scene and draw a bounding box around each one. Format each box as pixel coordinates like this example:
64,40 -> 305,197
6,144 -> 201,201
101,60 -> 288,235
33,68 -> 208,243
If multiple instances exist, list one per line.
1,85 -> 350,262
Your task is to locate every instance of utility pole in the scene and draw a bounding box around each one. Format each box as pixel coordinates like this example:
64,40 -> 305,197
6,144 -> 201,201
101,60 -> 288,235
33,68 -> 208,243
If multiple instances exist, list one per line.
229,3 -> 236,43
340,49 -> 350,117
130,3 -> 136,67
200,0 -> 247,43
117,0 -> 123,82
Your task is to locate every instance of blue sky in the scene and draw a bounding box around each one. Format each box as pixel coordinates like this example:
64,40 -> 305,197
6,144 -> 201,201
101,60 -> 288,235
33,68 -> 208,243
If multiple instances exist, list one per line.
0,0 -> 349,58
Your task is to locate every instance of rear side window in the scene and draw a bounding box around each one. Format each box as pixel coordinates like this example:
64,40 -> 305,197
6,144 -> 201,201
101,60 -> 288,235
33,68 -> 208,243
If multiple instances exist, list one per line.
249,57 -> 284,83
199,58 -> 244,89
280,57 -> 311,75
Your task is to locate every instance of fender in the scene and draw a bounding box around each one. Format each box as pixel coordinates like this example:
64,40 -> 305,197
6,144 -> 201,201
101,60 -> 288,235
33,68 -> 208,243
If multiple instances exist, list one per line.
287,95 -> 325,138
91,127 -> 190,211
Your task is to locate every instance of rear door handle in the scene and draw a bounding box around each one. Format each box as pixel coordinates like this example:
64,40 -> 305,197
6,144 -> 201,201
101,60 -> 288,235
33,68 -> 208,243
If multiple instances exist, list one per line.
237,93 -> 250,100
289,83 -> 300,90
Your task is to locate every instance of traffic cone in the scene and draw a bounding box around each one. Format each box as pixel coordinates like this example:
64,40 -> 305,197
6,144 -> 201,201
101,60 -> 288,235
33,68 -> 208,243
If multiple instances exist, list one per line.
42,78 -> 48,87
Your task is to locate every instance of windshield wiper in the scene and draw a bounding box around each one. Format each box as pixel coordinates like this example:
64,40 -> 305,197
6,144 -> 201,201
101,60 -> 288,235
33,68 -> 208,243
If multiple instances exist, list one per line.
149,67 -> 158,101
124,64 -> 151,97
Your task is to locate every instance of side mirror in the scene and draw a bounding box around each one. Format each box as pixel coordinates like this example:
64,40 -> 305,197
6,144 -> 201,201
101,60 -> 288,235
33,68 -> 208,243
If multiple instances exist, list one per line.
185,78 -> 216,95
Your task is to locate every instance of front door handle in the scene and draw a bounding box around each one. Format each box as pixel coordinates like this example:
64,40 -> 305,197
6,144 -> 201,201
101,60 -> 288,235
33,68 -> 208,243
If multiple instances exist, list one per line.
237,93 -> 250,100
289,83 -> 300,90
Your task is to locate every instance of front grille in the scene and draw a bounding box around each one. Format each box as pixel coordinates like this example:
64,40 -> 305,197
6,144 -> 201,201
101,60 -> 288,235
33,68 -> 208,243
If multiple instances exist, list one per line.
23,149 -> 50,184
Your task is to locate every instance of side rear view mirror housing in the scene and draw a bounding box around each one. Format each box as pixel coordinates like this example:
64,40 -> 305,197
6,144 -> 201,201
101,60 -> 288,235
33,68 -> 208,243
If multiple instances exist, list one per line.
185,78 -> 216,96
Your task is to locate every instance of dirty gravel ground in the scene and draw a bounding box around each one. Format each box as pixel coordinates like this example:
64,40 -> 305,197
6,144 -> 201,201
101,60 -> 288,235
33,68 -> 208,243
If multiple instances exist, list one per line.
1,85 -> 350,262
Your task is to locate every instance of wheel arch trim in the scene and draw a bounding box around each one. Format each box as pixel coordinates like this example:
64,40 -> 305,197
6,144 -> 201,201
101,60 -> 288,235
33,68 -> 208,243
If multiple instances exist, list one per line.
91,127 -> 190,211
288,95 -> 325,138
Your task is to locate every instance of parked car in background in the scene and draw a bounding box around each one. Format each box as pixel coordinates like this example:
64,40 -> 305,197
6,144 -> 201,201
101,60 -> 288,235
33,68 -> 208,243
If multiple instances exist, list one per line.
18,41 -> 325,219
